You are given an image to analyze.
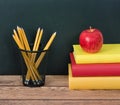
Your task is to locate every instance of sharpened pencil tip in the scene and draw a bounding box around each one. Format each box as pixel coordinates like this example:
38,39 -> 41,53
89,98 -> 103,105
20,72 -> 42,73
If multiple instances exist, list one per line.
13,29 -> 15,32
37,27 -> 40,31
41,28 -> 43,32
17,26 -> 20,28
53,32 -> 57,35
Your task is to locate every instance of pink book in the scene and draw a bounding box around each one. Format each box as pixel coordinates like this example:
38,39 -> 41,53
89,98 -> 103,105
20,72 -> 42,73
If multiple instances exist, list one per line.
70,53 -> 120,77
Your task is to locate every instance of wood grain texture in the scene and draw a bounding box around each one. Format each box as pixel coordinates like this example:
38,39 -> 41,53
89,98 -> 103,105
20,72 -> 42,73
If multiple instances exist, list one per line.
0,75 -> 68,86
0,75 -> 120,105
0,100 -> 120,105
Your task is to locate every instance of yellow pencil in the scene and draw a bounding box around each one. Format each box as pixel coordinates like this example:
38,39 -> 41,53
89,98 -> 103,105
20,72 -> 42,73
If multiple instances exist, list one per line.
35,32 -> 56,68
12,27 -> 56,86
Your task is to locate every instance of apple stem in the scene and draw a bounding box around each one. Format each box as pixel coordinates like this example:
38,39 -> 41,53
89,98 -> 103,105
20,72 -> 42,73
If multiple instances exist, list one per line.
90,26 -> 92,29
89,26 -> 94,32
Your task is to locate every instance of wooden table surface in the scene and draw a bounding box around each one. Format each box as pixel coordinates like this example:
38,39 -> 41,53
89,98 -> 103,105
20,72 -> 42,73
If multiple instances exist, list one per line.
0,75 -> 120,105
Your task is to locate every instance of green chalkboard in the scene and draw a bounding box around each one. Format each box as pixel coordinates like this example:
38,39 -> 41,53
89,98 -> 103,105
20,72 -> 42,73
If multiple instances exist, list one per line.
0,0 -> 120,74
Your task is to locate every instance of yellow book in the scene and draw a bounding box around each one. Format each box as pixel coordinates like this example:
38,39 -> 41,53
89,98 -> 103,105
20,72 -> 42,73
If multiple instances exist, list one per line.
68,64 -> 120,90
73,44 -> 120,64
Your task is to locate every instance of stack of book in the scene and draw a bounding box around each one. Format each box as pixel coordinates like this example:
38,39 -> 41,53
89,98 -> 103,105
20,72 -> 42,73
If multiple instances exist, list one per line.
69,44 -> 120,90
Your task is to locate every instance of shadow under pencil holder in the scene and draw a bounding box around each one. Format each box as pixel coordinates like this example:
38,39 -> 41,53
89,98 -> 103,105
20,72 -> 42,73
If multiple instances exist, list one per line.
19,48 -> 48,87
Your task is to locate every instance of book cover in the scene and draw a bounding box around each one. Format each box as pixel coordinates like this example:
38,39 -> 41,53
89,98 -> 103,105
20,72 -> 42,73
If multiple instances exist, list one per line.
73,44 -> 120,64
70,53 -> 120,76
68,64 -> 120,90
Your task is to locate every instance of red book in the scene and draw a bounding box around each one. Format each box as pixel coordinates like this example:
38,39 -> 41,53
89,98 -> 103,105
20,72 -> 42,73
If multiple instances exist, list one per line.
70,53 -> 120,77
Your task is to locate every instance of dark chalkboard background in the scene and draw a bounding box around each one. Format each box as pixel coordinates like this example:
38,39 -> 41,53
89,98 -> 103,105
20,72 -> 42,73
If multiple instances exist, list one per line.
0,0 -> 120,75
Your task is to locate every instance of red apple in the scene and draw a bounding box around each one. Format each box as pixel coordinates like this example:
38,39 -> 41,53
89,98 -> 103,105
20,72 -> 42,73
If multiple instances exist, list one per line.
79,27 -> 103,53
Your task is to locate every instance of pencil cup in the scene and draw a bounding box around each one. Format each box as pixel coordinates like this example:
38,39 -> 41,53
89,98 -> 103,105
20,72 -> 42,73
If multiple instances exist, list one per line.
19,48 -> 48,87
